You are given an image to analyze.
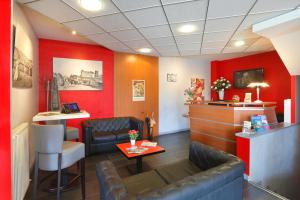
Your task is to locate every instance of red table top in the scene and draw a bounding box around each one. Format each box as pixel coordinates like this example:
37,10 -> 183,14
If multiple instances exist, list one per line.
116,140 -> 165,158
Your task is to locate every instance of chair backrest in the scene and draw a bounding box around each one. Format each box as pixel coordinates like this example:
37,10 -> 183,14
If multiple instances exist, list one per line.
32,123 -> 64,154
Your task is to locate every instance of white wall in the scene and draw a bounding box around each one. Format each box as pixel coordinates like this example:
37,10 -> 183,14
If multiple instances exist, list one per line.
12,2 -> 39,166
159,57 -> 211,135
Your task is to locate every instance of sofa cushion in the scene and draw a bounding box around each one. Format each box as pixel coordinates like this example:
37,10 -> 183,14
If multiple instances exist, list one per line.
113,128 -> 130,141
93,131 -> 116,143
123,170 -> 167,196
156,159 -> 202,184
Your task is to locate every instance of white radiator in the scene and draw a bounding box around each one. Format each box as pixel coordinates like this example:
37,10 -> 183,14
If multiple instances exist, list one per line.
12,122 -> 30,200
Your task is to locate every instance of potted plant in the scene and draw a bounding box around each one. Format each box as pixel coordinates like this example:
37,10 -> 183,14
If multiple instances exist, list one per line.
211,77 -> 231,100
184,87 -> 194,104
128,130 -> 139,146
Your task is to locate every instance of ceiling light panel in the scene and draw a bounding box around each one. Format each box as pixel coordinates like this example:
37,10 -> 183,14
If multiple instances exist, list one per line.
171,21 -> 204,36
62,0 -> 119,18
175,34 -> 202,44
86,33 -> 119,44
205,16 -> 244,33
63,19 -> 104,35
148,37 -> 176,47
207,0 -> 255,19
139,25 -> 173,39
90,13 -> 134,32
112,0 -> 160,12
226,38 -> 258,49
250,0 -> 300,14
26,0 -> 83,23
164,1 -> 208,23
125,7 -> 168,28
110,29 -> 144,42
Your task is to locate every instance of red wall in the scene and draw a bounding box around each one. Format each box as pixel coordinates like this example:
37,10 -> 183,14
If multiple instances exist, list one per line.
39,39 -> 114,140
211,51 -> 291,112
0,0 -> 12,199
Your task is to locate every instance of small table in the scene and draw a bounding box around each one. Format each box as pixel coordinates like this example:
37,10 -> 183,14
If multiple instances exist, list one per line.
116,140 -> 165,174
32,110 -> 90,140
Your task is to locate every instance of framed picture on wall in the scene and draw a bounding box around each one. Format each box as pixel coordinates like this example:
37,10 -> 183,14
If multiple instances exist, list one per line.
167,73 -> 177,82
132,80 -> 145,101
12,25 -> 33,88
53,57 -> 103,90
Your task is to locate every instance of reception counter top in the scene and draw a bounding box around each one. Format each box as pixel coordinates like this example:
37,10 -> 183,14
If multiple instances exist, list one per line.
189,102 -> 277,155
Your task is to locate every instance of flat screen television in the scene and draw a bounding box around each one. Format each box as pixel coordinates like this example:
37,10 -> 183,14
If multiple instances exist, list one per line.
234,68 -> 264,88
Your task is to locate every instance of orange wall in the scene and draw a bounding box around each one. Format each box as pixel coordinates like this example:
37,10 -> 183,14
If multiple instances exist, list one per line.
114,52 -> 159,137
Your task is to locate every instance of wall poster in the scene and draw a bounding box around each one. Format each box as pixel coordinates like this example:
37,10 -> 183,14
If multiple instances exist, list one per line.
132,80 -> 145,101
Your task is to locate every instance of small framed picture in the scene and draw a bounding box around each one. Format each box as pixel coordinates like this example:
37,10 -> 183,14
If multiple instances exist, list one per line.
167,73 -> 177,82
132,80 -> 145,101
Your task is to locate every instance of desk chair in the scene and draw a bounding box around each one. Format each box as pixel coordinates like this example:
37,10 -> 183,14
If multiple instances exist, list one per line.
32,123 -> 85,200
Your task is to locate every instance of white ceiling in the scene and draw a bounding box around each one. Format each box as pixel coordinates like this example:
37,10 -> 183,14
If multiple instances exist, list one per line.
18,0 -> 300,57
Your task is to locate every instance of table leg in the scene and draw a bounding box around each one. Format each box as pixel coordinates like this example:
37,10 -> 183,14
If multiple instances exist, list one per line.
60,119 -> 67,140
136,157 -> 142,173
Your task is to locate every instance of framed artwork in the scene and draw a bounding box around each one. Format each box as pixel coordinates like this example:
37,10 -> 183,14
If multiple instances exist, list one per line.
53,57 -> 103,90
167,73 -> 177,82
191,78 -> 205,102
132,80 -> 145,101
12,25 -> 33,88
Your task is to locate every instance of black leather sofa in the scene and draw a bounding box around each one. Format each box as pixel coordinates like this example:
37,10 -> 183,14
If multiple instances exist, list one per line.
82,117 -> 143,156
96,142 -> 245,200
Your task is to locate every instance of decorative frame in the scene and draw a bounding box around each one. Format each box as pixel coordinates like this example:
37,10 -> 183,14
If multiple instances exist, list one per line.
53,57 -> 103,91
12,25 -> 33,88
132,80 -> 145,101
167,73 -> 177,82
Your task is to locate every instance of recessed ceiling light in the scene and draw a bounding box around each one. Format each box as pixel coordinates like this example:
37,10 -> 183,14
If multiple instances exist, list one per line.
138,48 -> 152,53
234,40 -> 245,47
178,24 -> 197,33
72,30 -> 77,35
80,0 -> 102,11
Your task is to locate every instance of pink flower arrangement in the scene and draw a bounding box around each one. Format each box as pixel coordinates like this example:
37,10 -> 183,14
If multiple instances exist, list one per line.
128,130 -> 139,140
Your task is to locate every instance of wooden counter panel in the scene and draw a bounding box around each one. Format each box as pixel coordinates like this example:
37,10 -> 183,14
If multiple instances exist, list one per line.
190,118 -> 242,141
191,131 -> 236,155
189,105 -> 234,124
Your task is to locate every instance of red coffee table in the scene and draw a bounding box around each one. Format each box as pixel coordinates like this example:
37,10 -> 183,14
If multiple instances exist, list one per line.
116,140 -> 165,173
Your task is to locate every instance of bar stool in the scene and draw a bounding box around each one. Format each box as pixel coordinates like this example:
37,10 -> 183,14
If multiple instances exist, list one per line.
32,123 -> 85,200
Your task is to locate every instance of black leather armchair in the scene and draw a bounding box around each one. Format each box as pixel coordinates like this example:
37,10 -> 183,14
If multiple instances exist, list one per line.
96,141 -> 245,200
82,117 -> 143,156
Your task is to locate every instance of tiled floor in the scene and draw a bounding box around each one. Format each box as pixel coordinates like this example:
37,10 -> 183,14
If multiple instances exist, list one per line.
25,132 -> 284,200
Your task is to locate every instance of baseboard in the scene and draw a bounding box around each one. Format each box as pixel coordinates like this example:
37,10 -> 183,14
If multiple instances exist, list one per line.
159,129 -> 190,135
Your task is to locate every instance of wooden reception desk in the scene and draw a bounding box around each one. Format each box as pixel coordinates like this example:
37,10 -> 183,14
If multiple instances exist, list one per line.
189,101 -> 277,155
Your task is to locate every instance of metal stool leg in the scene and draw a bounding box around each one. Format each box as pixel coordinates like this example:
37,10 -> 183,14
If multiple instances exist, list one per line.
80,159 -> 86,200
57,153 -> 62,200
32,152 -> 39,200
